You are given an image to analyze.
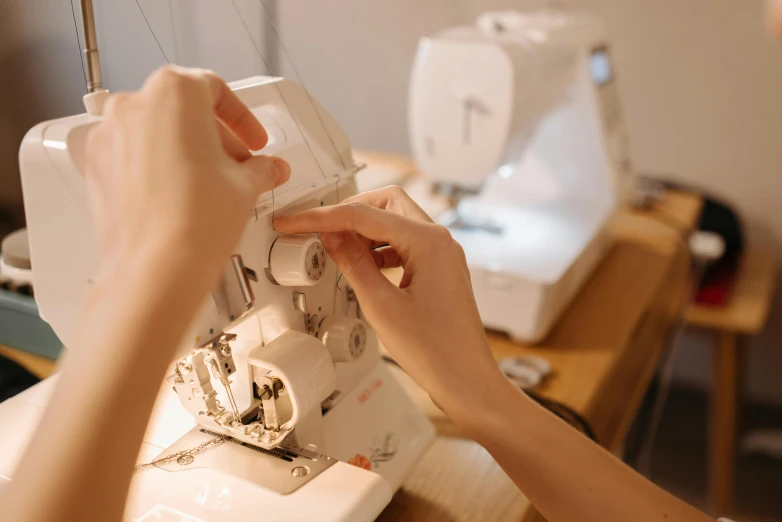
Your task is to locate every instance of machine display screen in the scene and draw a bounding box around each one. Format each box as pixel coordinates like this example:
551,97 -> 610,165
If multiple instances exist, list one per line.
590,48 -> 613,86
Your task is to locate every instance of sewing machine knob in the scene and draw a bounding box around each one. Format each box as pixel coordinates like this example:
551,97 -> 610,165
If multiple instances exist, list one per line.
269,236 -> 327,286
318,316 -> 368,363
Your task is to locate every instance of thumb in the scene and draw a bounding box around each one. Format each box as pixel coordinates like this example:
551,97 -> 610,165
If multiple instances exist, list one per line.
239,155 -> 290,197
321,231 -> 398,312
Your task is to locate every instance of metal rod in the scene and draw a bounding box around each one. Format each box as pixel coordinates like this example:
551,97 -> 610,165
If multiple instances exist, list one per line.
262,0 -> 279,75
80,0 -> 103,92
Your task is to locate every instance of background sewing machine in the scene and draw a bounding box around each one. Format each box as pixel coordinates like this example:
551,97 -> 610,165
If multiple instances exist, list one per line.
0,59 -> 434,522
409,10 -> 635,343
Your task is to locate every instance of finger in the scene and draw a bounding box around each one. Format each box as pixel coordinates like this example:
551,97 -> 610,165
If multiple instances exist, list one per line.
770,0 -> 782,40
343,185 -> 434,223
238,155 -> 290,196
196,69 -> 268,150
102,92 -> 136,120
274,203 -> 426,250
320,232 -> 397,305
370,246 -> 403,270
218,123 -> 253,162
145,66 -> 268,150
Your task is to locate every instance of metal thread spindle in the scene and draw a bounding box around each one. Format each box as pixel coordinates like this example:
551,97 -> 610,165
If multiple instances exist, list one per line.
80,0 -> 103,92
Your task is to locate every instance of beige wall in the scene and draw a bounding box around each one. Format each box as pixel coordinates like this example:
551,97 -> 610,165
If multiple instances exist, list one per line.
0,1 -> 86,227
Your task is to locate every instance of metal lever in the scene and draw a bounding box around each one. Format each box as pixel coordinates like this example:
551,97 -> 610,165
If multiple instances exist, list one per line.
231,255 -> 255,311
259,378 -> 284,431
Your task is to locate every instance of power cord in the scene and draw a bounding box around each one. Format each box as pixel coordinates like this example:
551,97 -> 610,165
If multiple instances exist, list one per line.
526,389 -> 598,443
635,229 -> 724,476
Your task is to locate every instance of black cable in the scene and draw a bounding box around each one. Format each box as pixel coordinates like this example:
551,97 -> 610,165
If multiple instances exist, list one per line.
69,0 -> 88,91
381,355 -> 598,443
134,0 -> 171,64
526,390 -> 598,443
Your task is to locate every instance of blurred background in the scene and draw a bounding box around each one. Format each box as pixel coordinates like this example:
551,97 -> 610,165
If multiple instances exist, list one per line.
1,0 -> 781,520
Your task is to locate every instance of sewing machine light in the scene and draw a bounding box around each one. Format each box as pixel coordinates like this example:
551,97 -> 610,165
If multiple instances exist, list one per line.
497,165 -> 514,179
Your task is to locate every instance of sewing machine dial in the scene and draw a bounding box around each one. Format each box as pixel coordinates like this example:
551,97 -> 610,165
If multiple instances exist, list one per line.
318,316 -> 368,363
269,235 -> 327,286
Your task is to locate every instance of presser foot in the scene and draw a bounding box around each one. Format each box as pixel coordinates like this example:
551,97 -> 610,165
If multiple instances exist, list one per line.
147,426 -> 336,495
199,414 -> 296,450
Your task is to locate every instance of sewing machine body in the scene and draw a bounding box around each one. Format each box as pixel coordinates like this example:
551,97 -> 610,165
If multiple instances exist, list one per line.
410,10 -> 633,342
0,76 -> 435,521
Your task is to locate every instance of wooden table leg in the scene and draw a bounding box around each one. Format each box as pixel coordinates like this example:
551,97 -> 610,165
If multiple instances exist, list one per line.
710,331 -> 739,516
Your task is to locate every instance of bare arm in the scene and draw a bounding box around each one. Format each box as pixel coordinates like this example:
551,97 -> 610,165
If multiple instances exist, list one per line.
274,186 -> 716,522
5,250 -> 219,522
3,66 -> 289,522
452,374 -> 713,522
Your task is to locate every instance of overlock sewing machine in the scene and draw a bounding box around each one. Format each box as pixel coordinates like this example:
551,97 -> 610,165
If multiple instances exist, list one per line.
409,9 -> 634,343
0,74 -> 435,520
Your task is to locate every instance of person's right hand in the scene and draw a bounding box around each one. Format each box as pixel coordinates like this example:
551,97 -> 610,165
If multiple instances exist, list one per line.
273,186 -> 508,420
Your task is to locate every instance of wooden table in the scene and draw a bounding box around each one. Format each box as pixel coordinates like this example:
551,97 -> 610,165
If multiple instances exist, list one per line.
0,344 -> 56,379
685,247 -> 777,517
0,152 -> 704,521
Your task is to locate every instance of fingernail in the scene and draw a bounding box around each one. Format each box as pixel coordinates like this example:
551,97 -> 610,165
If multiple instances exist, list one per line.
273,158 -> 291,186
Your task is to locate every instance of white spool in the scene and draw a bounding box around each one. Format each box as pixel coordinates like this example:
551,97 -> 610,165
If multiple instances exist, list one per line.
269,235 -> 327,286
249,330 -> 336,430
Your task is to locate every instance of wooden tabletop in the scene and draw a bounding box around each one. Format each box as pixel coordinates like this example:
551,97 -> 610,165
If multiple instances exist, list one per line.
686,247 -> 777,335
0,344 -> 56,379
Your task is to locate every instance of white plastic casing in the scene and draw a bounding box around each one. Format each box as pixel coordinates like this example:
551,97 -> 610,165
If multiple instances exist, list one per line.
269,235 -> 327,286
318,316 -> 368,363
248,330 -> 336,431
408,10 -> 630,343
12,74 -> 436,522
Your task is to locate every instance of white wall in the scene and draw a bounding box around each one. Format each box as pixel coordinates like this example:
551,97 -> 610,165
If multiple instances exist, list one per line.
91,0 -> 272,90
277,0 -> 782,405
276,0 -> 464,153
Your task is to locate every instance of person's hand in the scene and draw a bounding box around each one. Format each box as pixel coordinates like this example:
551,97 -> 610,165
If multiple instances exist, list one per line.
85,66 -> 290,284
273,186 -> 507,420
769,0 -> 782,39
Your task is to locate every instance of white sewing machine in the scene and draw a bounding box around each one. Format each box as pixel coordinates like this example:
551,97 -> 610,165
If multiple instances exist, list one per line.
0,76 -> 435,521
409,10 -> 634,343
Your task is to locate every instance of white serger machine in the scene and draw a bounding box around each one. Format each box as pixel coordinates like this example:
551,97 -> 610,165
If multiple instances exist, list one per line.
409,10 -> 634,343
0,76 -> 435,521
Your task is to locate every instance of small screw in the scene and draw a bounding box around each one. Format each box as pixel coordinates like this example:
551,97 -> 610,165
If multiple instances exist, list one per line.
220,345 -> 232,357
291,466 -> 309,478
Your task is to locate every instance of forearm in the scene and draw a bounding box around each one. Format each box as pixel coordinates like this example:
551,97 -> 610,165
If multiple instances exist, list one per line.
451,374 -> 714,522
5,249 -> 220,522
